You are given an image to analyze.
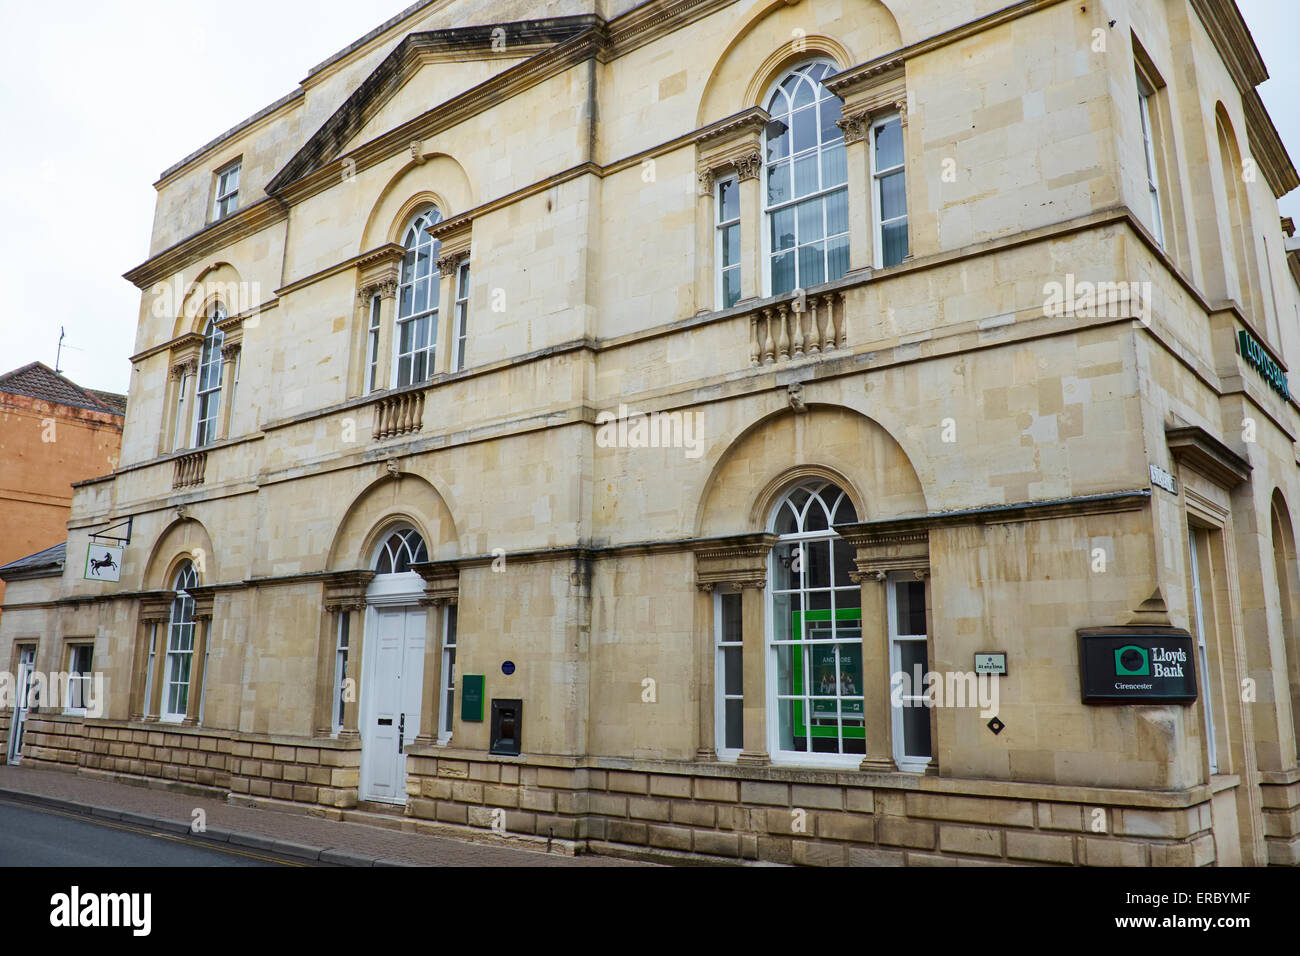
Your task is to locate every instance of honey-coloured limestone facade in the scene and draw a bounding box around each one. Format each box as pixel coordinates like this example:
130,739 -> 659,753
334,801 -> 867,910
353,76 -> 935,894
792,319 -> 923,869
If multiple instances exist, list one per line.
3,0 -> 1300,866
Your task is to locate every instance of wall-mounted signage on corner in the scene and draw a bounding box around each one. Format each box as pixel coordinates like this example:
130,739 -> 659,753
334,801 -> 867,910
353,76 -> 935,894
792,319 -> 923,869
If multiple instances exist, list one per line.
1237,328 -> 1290,400
1149,463 -> 1177,495
1077,626 -> 1198,703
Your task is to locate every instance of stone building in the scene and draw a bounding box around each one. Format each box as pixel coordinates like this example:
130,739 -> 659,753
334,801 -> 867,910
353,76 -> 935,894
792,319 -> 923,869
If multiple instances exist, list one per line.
2,0 -> 1299,866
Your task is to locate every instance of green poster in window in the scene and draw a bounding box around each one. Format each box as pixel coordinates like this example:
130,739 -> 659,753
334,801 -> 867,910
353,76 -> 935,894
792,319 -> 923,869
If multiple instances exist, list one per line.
461,675 -> 485,722
792,608 -> 864,739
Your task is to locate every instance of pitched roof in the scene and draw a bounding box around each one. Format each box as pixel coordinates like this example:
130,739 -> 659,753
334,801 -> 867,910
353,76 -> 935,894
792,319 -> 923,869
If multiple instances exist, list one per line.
0,362 -> 126,416
0,541 -> 67,580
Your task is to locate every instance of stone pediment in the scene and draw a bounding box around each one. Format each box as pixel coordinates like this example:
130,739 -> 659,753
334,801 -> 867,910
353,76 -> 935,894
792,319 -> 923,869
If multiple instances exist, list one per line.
266,16 -> 602,198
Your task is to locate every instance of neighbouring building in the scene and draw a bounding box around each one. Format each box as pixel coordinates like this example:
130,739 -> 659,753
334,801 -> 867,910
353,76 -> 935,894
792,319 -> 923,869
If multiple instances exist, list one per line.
0,363 -> 125,610
3,0 -> 1300,866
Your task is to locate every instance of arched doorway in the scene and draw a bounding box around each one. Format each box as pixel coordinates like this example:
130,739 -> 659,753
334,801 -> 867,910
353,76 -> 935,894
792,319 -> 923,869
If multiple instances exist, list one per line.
359,524 -> 429,804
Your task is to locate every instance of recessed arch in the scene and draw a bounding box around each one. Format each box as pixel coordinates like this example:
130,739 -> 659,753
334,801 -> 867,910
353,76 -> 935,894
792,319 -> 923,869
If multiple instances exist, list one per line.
1270,488 -> 1300,760
694,403 -> 926,538
695,0 -> 901,127
358,153 -> 475,254
144,518 -> 217,591
173,261 -> 243,338
328,473 -> 459,571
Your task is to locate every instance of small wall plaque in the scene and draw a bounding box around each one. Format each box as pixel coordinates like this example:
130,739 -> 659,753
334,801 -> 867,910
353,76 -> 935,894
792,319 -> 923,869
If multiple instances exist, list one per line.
974,652 -> 1007,676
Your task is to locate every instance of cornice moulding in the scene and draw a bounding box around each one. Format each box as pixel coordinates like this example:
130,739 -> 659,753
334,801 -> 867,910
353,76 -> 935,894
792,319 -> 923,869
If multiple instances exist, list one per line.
124,197 -> 288,290
1166,425 -> 1252,488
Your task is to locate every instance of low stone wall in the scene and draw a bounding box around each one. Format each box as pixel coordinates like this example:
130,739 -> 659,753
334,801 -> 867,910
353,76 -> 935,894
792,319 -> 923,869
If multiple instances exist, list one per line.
18,714 -> 361,809
1260,771 -> 1300,865
404,749 -> 1222,866
8,717 -> 1274,866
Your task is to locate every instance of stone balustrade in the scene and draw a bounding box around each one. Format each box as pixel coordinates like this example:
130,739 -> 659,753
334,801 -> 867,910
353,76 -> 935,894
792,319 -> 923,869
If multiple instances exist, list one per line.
373,389 -> 426,441
749,291 -> 848,366
172,450 -> 207,489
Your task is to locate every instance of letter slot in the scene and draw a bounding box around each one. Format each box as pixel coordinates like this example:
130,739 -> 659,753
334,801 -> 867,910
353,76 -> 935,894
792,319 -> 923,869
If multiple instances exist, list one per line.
490,698 -> 522,756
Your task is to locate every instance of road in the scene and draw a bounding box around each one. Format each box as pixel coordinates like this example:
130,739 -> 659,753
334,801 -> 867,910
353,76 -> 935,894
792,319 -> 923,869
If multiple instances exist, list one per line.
0,799 -> 297,867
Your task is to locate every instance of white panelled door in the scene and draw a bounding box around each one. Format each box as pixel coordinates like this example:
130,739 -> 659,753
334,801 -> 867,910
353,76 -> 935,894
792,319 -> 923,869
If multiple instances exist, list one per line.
360,604 -> 426,804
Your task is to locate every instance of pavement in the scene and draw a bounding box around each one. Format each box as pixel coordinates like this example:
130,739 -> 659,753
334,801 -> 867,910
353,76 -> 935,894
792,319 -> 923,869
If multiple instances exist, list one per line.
0,765 -> 649,867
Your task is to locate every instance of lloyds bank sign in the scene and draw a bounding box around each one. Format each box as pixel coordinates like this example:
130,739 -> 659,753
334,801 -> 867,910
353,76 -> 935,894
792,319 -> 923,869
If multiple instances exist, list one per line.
1077,626 -> 1199,704
1237,328 -> 1290,400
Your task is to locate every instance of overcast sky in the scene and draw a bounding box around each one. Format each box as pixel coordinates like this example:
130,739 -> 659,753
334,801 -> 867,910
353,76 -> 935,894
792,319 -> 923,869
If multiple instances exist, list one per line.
0,1 -> 1296,395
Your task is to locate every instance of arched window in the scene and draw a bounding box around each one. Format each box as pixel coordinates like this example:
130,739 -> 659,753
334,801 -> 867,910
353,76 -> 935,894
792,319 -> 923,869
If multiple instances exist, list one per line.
164,561 -> 199,721
194,306 -> 225,447
763,62 -> 849,296
767,480 -> 863,758
395,207 -> 442,387
1270,493 -> 1300,760
373,526 -> 429,575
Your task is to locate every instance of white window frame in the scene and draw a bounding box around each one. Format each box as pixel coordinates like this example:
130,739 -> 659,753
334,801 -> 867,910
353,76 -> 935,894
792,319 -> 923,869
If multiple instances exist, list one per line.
366,293 -> 382,392
64,643 -> 94,715
1188,528 -> 1218,774
870,113 -> 908,269
213,160 -> 241,221
764,482 -> 864,769
192,310 -> 225,448
1136,73 -> 1166,250
714,589 -> 744,759
887,573 -> 932,773
163,563 -> 198,723
439,604 -> 458,742
332,613 -> 350,736
143,623 -> 157,718
173,369 -> 188,452
451,261 -> 471,373
715,175 -> 741,311
393,207 -> 442,388
760,59 -> 851,298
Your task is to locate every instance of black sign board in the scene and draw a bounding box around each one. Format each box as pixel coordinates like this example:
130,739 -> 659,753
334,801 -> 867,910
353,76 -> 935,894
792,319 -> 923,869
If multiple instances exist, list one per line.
1077,626 -> 1198,703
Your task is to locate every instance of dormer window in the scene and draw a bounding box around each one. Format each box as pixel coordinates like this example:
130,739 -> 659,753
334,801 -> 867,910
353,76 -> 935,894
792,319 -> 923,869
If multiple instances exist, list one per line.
214,160 -> 241,220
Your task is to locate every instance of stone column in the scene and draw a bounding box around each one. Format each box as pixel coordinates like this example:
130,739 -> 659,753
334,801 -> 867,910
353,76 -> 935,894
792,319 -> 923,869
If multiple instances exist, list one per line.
130,595 -> 172,721
695,582 -> 717,760
838,111 -> 873,272
737,579 -> 769,765
694,167 -> 716,314
313,607 -> 340,738
350,288 -> 376,399
177,360 -> 200,451
217,342 -> 240,440
435,254 -> 467,376
374,279 -> 398,391
340,603 -> 365,740
162,359 -> 196,453
736,151 -> 763,302
183,589 -> 215,726
854,569 -> 896,772
417,597 -> 444,744
412,561 -> 459,743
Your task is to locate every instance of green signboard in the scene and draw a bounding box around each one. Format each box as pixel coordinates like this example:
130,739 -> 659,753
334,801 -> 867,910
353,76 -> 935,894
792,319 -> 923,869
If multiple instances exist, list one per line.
791,608 -> 864,741
461,675 -> 485,722
1237,329 -> 1290,400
